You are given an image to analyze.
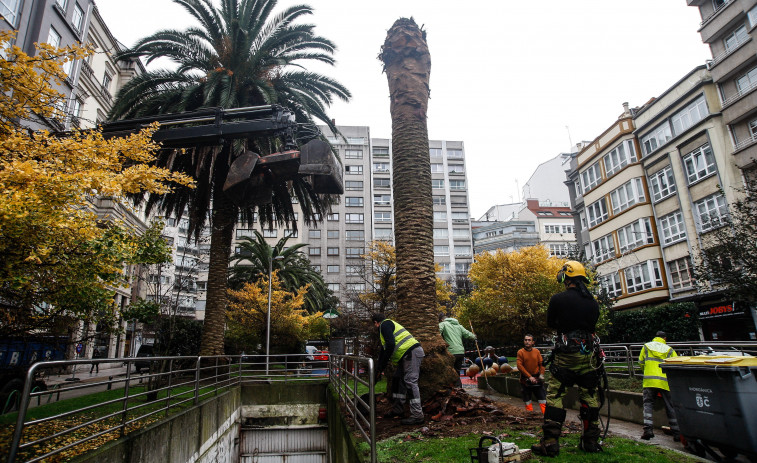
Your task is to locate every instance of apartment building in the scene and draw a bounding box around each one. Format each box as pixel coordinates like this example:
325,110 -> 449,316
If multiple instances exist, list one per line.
471,220 -> 539,254
567,67 -> 756,340
569,103 -> 668,310
688,0 -> 757,182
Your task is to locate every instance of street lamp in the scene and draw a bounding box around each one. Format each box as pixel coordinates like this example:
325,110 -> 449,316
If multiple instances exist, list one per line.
266,254 -> 285,375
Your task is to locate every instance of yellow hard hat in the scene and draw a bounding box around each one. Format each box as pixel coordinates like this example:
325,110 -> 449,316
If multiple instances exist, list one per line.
557,261 -> 589,283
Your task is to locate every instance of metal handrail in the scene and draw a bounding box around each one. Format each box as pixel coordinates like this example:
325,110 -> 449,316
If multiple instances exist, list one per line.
328,354 -> 376,463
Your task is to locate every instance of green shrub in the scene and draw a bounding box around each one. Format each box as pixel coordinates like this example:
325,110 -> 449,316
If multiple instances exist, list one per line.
606,302 -> 699,343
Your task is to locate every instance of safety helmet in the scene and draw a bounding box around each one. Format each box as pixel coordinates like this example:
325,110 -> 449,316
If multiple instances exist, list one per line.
557,261 -> 589,284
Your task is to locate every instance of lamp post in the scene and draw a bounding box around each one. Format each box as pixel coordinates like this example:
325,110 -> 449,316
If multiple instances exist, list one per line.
266,254 -> 285,375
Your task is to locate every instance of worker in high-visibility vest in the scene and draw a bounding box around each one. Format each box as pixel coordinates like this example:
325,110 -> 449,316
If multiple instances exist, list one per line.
373,313 -> 425,425
638,331 -> 680,441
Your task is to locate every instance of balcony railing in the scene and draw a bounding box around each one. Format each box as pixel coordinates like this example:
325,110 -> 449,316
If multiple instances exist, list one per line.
699,0 -> 733,27
722,78 -> 757,108
733,134 -> 757,152
707,35 -> 751,70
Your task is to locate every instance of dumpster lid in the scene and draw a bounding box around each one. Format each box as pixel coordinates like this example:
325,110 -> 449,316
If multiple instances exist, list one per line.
664,355 -> 757,366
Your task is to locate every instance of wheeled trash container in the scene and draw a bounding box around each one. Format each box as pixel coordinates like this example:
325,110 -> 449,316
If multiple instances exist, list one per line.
661,355 -> 757,461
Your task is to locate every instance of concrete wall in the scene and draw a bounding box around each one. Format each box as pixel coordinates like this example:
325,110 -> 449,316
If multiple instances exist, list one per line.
72,389 -> 241,463
481,376 -> 672,428
327,387 -> 368,463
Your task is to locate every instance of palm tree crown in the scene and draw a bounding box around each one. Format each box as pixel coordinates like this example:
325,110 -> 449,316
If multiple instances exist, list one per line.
109,0 -> 349,355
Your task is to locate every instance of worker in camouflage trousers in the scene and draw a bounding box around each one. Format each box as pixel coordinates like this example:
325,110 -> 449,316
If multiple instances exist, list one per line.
639,331 -> 680,441
531,261 -> 603,457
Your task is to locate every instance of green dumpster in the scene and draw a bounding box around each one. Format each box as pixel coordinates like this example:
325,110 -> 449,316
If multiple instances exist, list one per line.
661,355 -> 757,460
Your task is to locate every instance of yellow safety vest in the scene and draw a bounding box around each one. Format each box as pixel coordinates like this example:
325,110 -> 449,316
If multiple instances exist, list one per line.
638,337 -> 677,390
379,319 -> 418,365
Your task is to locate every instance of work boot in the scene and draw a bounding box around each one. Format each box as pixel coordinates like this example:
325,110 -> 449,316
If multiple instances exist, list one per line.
525,403 -> 534,412
579,423 -> 603,453
531,406 -> 566,457
539,403 -> 546,414
641,428 -> 654,440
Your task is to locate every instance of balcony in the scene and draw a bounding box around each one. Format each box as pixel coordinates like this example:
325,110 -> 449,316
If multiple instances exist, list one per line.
732,135 -> 757,168
699,0 -> 737,42
708,37 -> 754,82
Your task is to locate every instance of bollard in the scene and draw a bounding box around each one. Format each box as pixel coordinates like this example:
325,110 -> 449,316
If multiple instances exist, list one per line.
107,376 -> 113,390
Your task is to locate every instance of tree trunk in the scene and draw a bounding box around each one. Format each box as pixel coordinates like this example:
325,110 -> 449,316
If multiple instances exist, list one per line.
380,18 -> 457,397
199,150 -> 237,356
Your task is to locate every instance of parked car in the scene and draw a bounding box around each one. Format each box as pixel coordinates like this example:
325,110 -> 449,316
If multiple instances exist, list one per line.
134,345 -> 154,373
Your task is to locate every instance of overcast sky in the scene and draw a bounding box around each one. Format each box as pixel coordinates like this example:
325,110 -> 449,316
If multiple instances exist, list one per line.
96,0 -> 710,219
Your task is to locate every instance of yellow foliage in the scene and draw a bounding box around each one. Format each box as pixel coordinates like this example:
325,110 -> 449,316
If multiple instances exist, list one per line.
457,246 -> 566,343
227,271 -> 325,349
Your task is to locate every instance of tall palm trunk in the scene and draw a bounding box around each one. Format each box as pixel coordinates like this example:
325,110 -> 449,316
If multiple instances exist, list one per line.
380,18 -> 457,396
200,147 -> 237,356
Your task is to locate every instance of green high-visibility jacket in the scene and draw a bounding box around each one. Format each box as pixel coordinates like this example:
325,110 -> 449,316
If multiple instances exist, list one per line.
379,319 -> 419,365
638,337 -> 677,390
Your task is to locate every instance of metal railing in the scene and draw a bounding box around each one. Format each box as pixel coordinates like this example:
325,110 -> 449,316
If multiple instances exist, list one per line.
328,354 -> 376,463
4,354 -> 332,463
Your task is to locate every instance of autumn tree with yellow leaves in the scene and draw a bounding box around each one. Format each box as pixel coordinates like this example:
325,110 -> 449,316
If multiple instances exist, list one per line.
456,246 -> 566,345
226,272 -> 327,354
0,31 -> 192,337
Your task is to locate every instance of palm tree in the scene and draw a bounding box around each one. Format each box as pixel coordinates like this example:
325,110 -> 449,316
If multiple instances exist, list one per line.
379,18 -> 457,395
230,231 -> 331,313
109,0 -> 350,355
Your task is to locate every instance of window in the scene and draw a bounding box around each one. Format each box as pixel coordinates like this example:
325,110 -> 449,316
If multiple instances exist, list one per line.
373,162 -> 389,173
345,180 -> 363,190
641,122 -> 672,156
346,230 -> 364,241
102,72 -> 112,91
549,243 -> 569,257
580,163 -> 602,193
327,213 -> 339,221
0,0 -> 21,26
346,265 -> 362,276
447,149 -> 463,159
431,163 -> 444,173
737,66 -> 757,95
345,197 -> 363,207
434,211 -> 447,221
346,247 -> 363,258
450,197 -> 467,207
724,25 -> 747,53
374,228 -> 393,239
347,137 -> 364,145
327,230 -> 339,239
649,166 -> 676,202
375,212 -> 392,222
47,27 -> 62,48
455,263 -> 470,274
374,194 -> 391,206
449,180 -> 466,190
437,263 -> 450,274
672,95 -> 708,137
453,228 -> 470,239
545,225 -> 560,234
262,229 -> 277,238
327,283 -> 340,292
327,265 -> 340,273
429,148 -> 443,157
668,257 -> 695,290
308,230 -> 321,239
236,229 -> 254,239
373,147 -> 389,156
284,229 -> 298,238
345,213 -> 364,224
434,245 -> 449,256
695,194 -> 729,232
345,165 -> 363,175
624,260 -> 663,293
432,179 -> 445,189
658,211 -> 687,245
345,149 -> 362,159
455,245 -> 471,256
433,196 -> 446,205
448,164 -> 465,174
72,3 -> 84,32
451,212 -> 468,222
609,178 -> 645,214
682,144 -> 716,184
598,273 -> 622,298
309,247 -> 321,256
591,234 -> 615,263
70,98 -> 82,125
327,247 -> 339,256
603,140 -> 637,177
374,178 -> 390,188
617,218 -> 654,253
311,265 -> 321,273
586,198 -> 608,227
562,225 -> 574,233
749,4 -> 757,28
55,0 -> 67,9
433,228 -> 449,239
347,283 -> 365,292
